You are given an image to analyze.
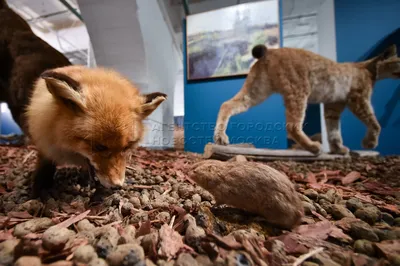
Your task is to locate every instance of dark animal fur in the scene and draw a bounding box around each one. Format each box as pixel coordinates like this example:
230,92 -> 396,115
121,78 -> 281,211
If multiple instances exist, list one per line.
0,0 -> 71,136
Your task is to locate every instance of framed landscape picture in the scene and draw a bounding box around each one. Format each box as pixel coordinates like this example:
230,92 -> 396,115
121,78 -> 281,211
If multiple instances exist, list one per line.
186,0 -> 280,81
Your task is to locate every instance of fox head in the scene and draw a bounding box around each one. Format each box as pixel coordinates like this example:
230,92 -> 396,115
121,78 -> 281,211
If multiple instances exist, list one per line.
28,65 -> 166,188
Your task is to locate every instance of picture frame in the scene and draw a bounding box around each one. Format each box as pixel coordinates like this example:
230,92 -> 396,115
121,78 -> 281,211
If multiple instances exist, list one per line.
186,0 -> 280,81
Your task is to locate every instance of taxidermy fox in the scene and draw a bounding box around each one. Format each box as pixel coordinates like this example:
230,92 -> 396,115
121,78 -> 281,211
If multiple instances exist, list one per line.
0,0 -> 71,145
214,44 -> 400,155
25,65 -> 167,197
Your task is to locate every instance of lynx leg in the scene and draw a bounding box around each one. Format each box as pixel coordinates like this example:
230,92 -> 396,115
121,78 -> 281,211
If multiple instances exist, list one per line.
324,102 -> 349,155
214,84 -> 271,145
347,99 -> 381,149
284,96 -> 322,155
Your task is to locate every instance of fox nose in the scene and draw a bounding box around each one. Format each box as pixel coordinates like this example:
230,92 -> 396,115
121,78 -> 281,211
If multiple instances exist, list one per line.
110,172 -> 125,187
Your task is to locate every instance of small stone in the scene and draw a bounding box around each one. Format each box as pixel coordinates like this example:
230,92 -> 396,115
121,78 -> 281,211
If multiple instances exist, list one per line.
353,239 -> 375,256
373,228 -> 397,241
170,191 -> 180,200
175,252 -> 198,266
140,232 -> 159,254
199,190 -> 214,202
88,258 -> 108,266
354,206 -> 381,225
319,189 -> 336,203
350,221 -> 379,242
178,184 -> 195,199
346,198 -> 363,212
303,189 -> 318,200
96,226 -> 120,258
192,194 -> 202,204
389,255 -> 400,266
185,222 -> 206,249
0,239 -> 20,265
14,218 -> 55,237
121,202 -> 134,217
302,201 -> 316,215
20,200 -> 44,215
77,219 -> 96,232
14,256 -> 41,266
228,229 -> 264,242
302,262 -> 319,266
154,175 -> 164,183
195,255 -> 213,266
106,243 -> 145,266
301,195 -> 314,204
73,245 -> 98,263
318,199 -> 332,212
140,194 -> 150,206
184,199 -> 193,211
394,217 -> 400,227
157,212 -> 171,223
330,204 -> 355,220
314,203 -> 328,217
382,212 -> 395,226
314,253 -> 341,266
131,211 -> 149,224
42,226 -> 76,252
118,225 -> 137,245
129,197 -> 141,208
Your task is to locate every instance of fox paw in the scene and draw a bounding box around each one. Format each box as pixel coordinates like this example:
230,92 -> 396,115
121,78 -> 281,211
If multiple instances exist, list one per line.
214,132 -> 229,145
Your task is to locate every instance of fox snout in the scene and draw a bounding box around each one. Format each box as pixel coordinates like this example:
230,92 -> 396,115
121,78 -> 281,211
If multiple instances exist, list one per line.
89,155 -> 127,189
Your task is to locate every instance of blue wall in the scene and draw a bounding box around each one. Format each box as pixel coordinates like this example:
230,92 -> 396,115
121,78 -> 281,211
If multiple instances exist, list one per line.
335,0 -> 400,155
183,0 -> 289,153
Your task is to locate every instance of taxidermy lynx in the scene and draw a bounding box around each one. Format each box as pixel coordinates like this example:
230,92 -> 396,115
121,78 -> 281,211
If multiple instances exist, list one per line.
214,44 -> 400,155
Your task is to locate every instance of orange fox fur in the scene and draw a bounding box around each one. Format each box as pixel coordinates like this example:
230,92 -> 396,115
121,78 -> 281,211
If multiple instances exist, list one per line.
25,65 -> 167,197
214,44 -> 400,155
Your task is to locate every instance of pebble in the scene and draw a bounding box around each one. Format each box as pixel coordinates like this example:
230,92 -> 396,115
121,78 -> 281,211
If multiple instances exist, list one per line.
14,218 -> 55,237
20,200 -> 43,215
141,232 -> 159,254
354,206 -> 381,225
131,211 -> 149,224
302,201 -> 316,215
0,239 -> 20,265
77,219 -> 96,232
96,226 -> 120,258
140,194 -> 150,206
42,226 -> 76,252
314,203 -> 328,217
199,190 -> 214,202
394,217 -> 400,227
14,256 -> 42,266
184,214 -> 206,249
346,198 -> 363,212
88,258 -> 108,266
303,189 -> 318,200
129,197 -> 141,208
106,243 -> 145,266
302,262 -> 319,266
175,253 -> 198,266
192,194 -> 202,204
73,245 -> 98,263
330,204 -> 355,220
373,228 -> 398,241
183,199 -> 193,211
301,195 -> 314,204
118,225 -> 137,245
318,199 -> 332,212
178,184 -> 195,199
349,221 -> 379,242
170,191 -> 180,200
154,175 -> 164,183
121,202 -> 135,217
353,239 -> 376,256
157,211 -> 171,223
382,212 -> 395,226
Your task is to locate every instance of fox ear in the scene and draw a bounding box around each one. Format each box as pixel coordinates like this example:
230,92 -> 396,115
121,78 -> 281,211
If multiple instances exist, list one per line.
41,70 -> 86,111
140,92 -> 167,118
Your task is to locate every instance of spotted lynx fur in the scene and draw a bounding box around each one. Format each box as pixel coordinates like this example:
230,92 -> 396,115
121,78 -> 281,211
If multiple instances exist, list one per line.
214,44 -> 400,155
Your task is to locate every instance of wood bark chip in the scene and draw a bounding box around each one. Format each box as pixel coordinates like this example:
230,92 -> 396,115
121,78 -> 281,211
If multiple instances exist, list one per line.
190,160 -> 304,230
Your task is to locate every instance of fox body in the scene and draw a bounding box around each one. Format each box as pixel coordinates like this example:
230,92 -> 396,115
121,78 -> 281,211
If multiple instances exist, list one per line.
25,65 -> 166,196
214,44 -> 400,155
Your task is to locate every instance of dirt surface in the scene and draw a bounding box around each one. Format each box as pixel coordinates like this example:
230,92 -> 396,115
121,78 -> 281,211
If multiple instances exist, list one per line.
0,145 -> 399,266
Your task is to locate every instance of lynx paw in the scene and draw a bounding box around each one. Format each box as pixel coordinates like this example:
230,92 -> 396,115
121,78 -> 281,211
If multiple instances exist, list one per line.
308,141 -> 322,155
214,132 -> 230,145
362,137 -> 378,149
330,144 -> 350,155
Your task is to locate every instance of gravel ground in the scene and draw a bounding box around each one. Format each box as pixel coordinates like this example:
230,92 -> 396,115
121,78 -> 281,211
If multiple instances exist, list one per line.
0,145 -> 399,266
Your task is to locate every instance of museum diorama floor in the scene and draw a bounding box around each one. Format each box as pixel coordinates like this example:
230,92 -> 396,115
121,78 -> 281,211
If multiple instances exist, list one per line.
0,145 -> 399,265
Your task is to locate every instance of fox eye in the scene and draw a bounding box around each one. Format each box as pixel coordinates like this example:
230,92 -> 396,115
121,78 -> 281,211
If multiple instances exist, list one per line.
94,144 -> 108,152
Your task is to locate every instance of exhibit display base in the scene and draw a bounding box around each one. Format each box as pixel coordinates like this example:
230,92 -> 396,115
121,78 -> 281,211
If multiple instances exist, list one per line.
203,143 -> 380,162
